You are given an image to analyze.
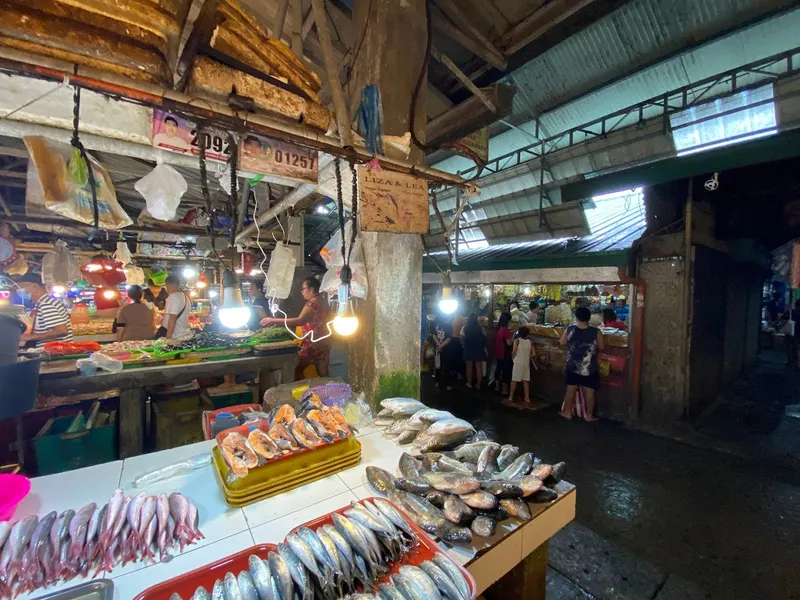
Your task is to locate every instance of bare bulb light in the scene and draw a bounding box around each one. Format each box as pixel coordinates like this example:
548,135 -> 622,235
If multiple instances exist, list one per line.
218,269 -> 251,329
483,288 -> 491,298
234,268 -> 244,275
439,286 -> 458,315
196,280 -> 207,289
103,289 -> 117,300
316,205 -> 327,214
182,266 -> 196,279
51,284 -> 66,294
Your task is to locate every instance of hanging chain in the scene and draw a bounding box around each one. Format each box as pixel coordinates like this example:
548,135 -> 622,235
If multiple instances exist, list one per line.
334,159 -> 351,285
227,132 -> 238,256
197,122 -> 222,265
71,86 -> 99,230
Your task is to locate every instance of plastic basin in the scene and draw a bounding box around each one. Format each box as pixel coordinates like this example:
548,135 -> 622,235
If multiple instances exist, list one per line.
0,474 -> 31,521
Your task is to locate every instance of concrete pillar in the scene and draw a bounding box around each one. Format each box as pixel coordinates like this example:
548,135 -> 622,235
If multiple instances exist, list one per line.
347,0 -> 427,402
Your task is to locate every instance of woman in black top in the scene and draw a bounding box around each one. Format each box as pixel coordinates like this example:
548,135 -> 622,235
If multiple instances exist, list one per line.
436,321 -> 462,391
462,313 -> 486,389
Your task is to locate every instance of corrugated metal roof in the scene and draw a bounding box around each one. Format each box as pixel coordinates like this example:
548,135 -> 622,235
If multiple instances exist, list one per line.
434,3 -> 800,176
425,193 -> 645,270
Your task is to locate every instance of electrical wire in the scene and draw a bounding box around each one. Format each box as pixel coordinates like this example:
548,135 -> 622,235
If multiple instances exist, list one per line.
0,77 -> 68,122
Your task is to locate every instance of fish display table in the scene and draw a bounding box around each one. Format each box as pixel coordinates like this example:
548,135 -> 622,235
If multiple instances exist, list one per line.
37,351 -> 298,459
15,426 -> 574,600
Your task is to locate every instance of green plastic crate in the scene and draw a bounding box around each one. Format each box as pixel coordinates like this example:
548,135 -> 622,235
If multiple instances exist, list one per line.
202,384 -> 255,409
151,394 -> 212,451
34,411 -> 117,476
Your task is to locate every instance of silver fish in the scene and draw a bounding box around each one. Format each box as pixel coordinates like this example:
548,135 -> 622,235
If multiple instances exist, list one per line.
459,492 -> 497,510
315,527 -> 347,593
398,565 -> 443,600
21,510 -> 56,585
0,523 -> 11,553
319,525 -> 353,590
331,513 -> 375,566
278,542 -> 313,600
391,573 -> 422,600
156,494 -> 171,543
48,509 -> 72,579
211,578 -> 225,600
387,491 -> 447,537
521,474 -> 544,497
366,467 -> 397,495
377,583 -> 408,600
496,445 -> 520,471
1,515 -> 38,587
286,532 -> 327,585
373,499 -> 415,539
476,443 -> 502,475
471,516 -> 496,537
407,409 -> 454,427
450,441 -> 496,462
443,496 -> 474,524
359,501 -> 399,539
247,555 -> 275,600
433,553 -> 471,600
190,586 -> 210,600
268,550 -> 295,600
67,502 -> 97,566
348,518 -> 384,565
495,453 -> 534,480
126,492 -> 148,542
170,594 -> 183,600
379,398 -> 426,416
398,453 -> 423,479
345,504 -> 396,537
499,499 -> 532,520
420,559 -> 467,600
237,571 -> 259,600
423,473 -> 481,495
395,430 -> 417,445
224,571 -> 244,600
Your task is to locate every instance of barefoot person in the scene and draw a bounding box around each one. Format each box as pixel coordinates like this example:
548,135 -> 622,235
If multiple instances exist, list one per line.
560,306 -> 604,421
509,327 -> 535,404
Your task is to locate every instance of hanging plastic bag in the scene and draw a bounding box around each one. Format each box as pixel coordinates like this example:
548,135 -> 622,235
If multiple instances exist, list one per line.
41,241 -> 80,285
114,241 -> 132,266
316,159 -> 357,210
134,163 -> 187,221
319,221 -> 369,299
23,136 -> 132,229
124,266 -> 145,285
265,243 -> 297,299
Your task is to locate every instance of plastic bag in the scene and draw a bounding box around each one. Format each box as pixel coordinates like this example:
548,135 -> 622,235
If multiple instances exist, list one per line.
262,377 -> 345,410
317,159 -> 357,210
342,392 -> 375,429
114,241 -> 132,266
23,136 -> 132,229
134,163 -> 187,221
265,243 -> 297,299
41,240 -> 80,285
124,266 -> 145,285
76,352 -> 123,374
319,221 -> 369,299
131,453 -> 211,488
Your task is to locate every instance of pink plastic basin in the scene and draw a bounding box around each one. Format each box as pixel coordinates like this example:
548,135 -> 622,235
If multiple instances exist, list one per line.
0,474 -> 30,521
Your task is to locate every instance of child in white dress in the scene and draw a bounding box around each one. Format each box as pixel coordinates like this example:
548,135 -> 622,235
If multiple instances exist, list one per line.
509,327 -> 535,404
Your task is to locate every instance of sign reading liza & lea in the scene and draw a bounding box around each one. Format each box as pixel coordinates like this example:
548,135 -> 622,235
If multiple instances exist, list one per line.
358,167 -> 429,234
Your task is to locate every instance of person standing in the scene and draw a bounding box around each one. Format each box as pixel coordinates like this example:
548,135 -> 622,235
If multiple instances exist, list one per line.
116,285 -> 155,341
462,313 -> 486,389
560,306 -> 604,421
601,308 -> 628,331
248,282 -> 270,331
494,312 -> 513,396
143,279 -> 168,311
261,277 -> 330,379
435,321 -> 462,391
15,274 -> 73,348
157,275 -> 191,339
509,327 -> 535,404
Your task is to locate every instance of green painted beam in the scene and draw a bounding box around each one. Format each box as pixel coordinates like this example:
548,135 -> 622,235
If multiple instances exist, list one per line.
560,129 -> 800,203
422,250 -> 630,273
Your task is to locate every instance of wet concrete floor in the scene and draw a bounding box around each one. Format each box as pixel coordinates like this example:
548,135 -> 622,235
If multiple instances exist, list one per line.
420,378 -> 800,600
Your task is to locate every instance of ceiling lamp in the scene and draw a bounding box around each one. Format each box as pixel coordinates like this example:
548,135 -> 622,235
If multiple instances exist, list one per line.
196,273 -> 208,289
218,269 -> 250,329
332,284 -> 358,337
438,273 -> 458,315
182,266 -> 196,279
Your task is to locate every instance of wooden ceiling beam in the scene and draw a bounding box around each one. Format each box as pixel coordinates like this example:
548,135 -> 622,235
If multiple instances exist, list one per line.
427,84 -> 515,148
502,0 -> 596,57
431,7 -> 506,71
434,0 -> 507,65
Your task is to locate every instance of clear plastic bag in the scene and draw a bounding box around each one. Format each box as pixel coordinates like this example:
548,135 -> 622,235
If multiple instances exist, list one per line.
319,221 -> 369,299
124,266 -> 145,285
41,240 -> 80,285
131,453 -> 211,488
342,392 -> 375,429
134,163 -> 187,221
114,241 -> 132,266
265,243 -> 297,299
23,136 -> 132,229
76,352 -> 123,374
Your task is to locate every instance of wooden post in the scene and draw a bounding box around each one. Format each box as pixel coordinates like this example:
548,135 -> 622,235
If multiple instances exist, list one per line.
118,388 -> 145,458
483,541 -> 549,600
290,0 -> 304,57
274,0 -> 290,41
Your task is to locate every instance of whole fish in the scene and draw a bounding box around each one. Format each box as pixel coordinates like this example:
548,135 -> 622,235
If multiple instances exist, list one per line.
137,497 -> 157,549
224,571 -> 244,600
360,501 -> 400,540
126,492 -> 148,543
548,461 -> 567,484
268,551 -> 295,600
391,573 -> 419,600
423,473 -> 481,495
84,503 -> 106,564
521,474 -> 544,497
211,579 -> 225,600
348,518 -> 386,566
247,556 -> 275,600
319,526 -> 354,592
168,493 -> 190,548
379,398 -> 426,417
278,542 -> 313,600
450,441 -> 496,462
373,498 -> 415,539
286,532 -> 327,588
100,489 -> 125,550
346,504 -> 396,538
190,586 -> 210,600
423,418 -> 475,439
170,594 -> 183,600
420,453 -> 443,472
315,527 -> 347,592
420,559 -> 467,600
387,491 -> 447,537
425,491 -> 446,507
378,582 -> 408,600
0,523 -> 11,553
398,565 -> 443,600
49,509 -> 74,579
156,494 -> 170,544
441,525 -> 472,544
237,570 -> 259,600
21,510 -> 56,586
434,456 -> 473,474
331,513 -> 376,567
499,499 -> 532,520
408,409 -> 454,427
459,492 -> 497,510
530,487 -> 559,503
66,503 -> 97,568
433,553 -> 471,600
1,515 -> 38,589
186,498 -> 203,542
395,477 -> 432,495
443,495 -> 474,525
494,453 -> 534,480
531,464 -> 553,480
142,512 -> 158,561
496,445 -> 520,471
366,466 -> 397,495
395,430 -> 417,445
481,480 -> 524,498
417,423 -> 475,452
476,443 -> 501,475
471,516 -> 496,537
385,417 -> 415,436
398,453 -> 423,479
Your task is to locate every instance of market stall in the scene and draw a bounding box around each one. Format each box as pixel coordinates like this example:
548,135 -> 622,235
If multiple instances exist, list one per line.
8,408 -> 575,600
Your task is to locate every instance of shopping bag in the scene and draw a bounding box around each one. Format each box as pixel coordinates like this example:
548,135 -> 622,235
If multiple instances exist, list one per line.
561,386 -> 587,418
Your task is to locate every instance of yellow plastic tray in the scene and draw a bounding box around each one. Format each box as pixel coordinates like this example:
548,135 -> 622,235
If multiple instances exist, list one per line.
212,437 -> 362,495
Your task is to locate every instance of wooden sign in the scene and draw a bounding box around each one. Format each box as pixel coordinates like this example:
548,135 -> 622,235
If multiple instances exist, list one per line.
238,133 -> 318,184
358,168 -> 429,233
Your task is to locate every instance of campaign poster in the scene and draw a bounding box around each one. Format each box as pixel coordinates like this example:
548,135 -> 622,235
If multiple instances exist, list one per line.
238,133 -> 318,184
152,110 -> 231,163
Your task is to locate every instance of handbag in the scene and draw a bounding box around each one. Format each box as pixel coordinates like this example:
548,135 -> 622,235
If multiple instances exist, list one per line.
781,318 -> 795,337
154,294 -> 187,339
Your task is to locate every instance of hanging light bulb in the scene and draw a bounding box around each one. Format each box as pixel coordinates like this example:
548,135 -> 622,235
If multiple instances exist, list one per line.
439,273 -> 458,315
218,269 -> 250,329
189,289 -> 198,298
51,284 -> 66,295
103,289 -> 117,300
332,284 -> 358,337
182,265 -> 196,279
196,279 -> 207,289
483,287 -> 491,298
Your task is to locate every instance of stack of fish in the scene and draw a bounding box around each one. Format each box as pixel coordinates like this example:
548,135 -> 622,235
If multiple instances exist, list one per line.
221,402 -> 352,479
0,489 -> 202,598
369,398 -> 566,543
170,499 -> 471,600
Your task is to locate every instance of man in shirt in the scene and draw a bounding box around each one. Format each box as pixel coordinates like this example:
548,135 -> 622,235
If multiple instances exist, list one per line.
143,279 -> 168,310
248,282 -> 270,331
152,116 -> 191,152
15,273 -> 73,348
161,275 -> 191,339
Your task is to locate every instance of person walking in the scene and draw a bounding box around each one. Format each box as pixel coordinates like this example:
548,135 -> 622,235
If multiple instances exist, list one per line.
494,312 -> 513,396
116,285 -> 156,341
560,306 -> 604,421
462,313 -> 486,389
509,327 -> 535,404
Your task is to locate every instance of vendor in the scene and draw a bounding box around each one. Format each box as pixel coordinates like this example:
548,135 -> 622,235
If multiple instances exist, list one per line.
260,276 -> 330,379
157,275 -> 191,339
15,273 -> 73,348
116,285 -> 155,341
248,282 -> 270,331
143,279 -> 168,311
601,308 -> 628,331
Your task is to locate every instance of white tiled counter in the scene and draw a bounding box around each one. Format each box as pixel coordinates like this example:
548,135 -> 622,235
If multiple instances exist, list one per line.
15,425 -> 574,599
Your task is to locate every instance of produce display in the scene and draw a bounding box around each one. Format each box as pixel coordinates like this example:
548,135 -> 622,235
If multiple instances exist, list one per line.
0,488 -> 203,598
165,331 -> 245,352
250,326 -> 295,344
166,499 -> 472,600
71,320 -> 115,336
369,398 -> 566,543
42,341 -> 102,356
99,340 -> 153,354
219,399 -> 352,480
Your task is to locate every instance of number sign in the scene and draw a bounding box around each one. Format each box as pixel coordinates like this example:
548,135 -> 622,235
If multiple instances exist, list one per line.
238,133 -> 318,184
152,110 -> 231,163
